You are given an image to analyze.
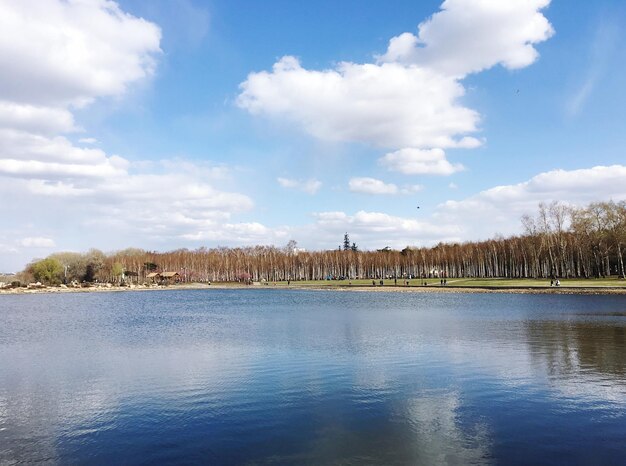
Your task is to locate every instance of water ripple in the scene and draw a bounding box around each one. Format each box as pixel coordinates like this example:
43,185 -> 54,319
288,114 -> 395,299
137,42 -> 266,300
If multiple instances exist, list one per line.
1,290 -> 626,464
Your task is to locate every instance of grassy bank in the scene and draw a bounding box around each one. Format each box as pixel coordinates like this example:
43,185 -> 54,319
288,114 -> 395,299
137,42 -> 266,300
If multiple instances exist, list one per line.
2,277 -> 626,295
234,277 -> 626,288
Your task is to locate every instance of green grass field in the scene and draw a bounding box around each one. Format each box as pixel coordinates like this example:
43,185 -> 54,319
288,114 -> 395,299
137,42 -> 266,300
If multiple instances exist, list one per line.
446,277 -> 626,288
209,277 -> 626,288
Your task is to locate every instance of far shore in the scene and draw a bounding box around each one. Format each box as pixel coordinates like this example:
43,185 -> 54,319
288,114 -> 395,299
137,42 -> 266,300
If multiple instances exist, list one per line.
2,281 -> 626,296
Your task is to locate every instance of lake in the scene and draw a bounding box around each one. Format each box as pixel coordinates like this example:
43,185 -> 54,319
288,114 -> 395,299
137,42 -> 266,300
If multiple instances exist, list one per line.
1,289 -> 626,465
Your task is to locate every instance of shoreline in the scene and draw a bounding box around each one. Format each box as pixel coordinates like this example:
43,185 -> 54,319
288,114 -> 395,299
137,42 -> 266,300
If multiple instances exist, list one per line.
2,282 -> 626,296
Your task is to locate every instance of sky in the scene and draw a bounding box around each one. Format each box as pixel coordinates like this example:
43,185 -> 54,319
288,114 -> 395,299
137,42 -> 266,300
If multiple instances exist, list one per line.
1,0 -> 626,272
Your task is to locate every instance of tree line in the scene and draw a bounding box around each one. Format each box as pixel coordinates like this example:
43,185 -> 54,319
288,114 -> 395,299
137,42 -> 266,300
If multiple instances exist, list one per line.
17,200 -> 626,285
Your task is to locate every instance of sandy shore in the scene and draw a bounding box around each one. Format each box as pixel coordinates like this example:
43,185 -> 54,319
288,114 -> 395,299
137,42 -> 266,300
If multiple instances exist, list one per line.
0,283 -> 213,295
2,283 -> 626,296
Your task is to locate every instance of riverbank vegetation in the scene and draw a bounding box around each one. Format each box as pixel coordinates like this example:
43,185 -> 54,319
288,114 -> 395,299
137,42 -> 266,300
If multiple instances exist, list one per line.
6,200 -> 626,287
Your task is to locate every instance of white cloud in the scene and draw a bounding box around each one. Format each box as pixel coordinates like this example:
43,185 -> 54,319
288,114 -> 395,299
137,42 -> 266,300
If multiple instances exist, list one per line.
239,57 -> 479,150
438,165 -> 626,239
0,0 -> 163,192
309,209 -> 461,249
349,177 -> 398,195
0,101 -> 76,134
298,164 -> 626,251
0,163 -> 260,272
25,180 -> 95,197
19,237 -> 56,248
0,0 -> 161,107
0,0 -> 265,271
54,170 -> 257,242
0,0 -> 162,186
401,184 -> 424,194
380,148 -> 464,175
238,0 -> 553,174
277,177 -> 322,194
0,129 -> 129,179
181,222 -> 288,243
348,177 -> 423,195
277,177 -> 298,188
0,158 -> 126,179
378,0 -> 553,76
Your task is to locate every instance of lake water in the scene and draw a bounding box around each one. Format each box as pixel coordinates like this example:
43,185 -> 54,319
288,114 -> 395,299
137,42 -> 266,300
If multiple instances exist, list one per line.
1,289 -> 626,465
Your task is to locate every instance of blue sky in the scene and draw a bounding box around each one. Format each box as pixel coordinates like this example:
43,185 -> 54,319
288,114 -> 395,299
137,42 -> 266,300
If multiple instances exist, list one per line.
1,0 -> 626,272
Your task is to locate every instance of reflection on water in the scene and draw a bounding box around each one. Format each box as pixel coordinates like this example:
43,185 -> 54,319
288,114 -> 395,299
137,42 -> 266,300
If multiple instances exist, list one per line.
527,320 -> 626,378
1,290 -> 626,464
403,392 -> 491,465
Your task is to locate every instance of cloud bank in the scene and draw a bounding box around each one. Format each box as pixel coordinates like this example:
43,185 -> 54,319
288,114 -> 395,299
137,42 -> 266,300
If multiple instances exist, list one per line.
438,165 -> 626,239
0,1 -> 268,270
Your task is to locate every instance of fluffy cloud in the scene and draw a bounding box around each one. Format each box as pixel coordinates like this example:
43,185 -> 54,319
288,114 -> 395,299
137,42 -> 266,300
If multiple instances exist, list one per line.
277,177 -> 322,194
0,101 -> 76,134
1,159 -> 259,272
0,1 -> 267,271
0,0 -> 161,107
301,164 -> 626,251
378,0 -> 554,76
0,130 -> 129,179
239,57 -> 479,151
0,0 -> 162,193
380,148 -> 464,175
438,165 -> 626,238
349,177 -> 398,195
348,177 -> 424,195
15,169 -> 255,237
93,172 -> 254,230
238,0 -> 553,176
0,0 -> 161,186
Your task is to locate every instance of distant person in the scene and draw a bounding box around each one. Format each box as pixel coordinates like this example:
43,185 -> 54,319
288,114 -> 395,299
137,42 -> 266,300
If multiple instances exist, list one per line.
380,279 -> 383,286
394,278 -> 397,286
555,279 -> 560,287
372,280 -> 376,286
550,279 -> 553,287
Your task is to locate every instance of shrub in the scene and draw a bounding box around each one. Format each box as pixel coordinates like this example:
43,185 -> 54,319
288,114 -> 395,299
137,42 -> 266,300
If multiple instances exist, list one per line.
30,258 -> 64,285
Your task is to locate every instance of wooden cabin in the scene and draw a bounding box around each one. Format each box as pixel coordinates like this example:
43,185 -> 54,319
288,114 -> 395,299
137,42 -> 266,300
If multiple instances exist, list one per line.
160,272 -> 180,284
